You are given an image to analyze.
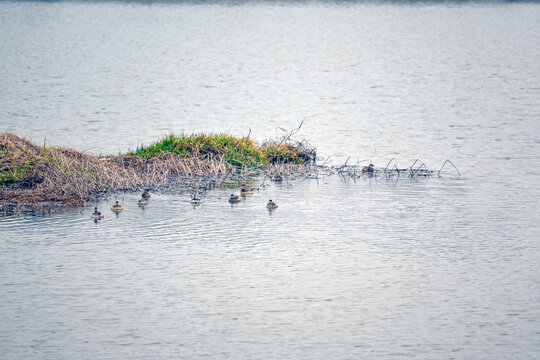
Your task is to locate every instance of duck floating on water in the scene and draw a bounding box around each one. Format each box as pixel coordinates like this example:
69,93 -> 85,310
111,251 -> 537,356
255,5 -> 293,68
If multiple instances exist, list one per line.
91,207 -> 104,219
266,199 -> 278,210
228,194 -> 241,203
111,201 -> 123,212
138,198 -> 149,206
362,164 -> 375,174
191,193 -> 201,205
240,185 -> 254,196
141,189 -> 151,199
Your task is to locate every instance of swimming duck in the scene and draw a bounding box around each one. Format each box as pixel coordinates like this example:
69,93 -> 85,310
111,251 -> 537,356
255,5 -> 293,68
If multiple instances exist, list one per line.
91,207 -> 104,219
266,199 -> 278,210
191,193 -> 201,205
138,198 -> 149,206
240,185 -> 254,196
111,201 -> 123,212
141,189 -> 151,199
228,194 -> 241,203
271,175 -> 283,182
362,164 -> 375,173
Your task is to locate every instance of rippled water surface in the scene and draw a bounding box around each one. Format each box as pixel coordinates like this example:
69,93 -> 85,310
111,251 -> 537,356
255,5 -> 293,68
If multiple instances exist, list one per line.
1,1 -> 540,359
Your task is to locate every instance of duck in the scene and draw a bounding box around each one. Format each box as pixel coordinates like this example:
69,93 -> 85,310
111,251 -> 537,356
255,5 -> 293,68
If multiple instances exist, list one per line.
362,164 -> 375,173
191,193 -> 201,205
141,189 -> 151,199
91,207 -> 104,219
138,198 -> 149,206
271,175 -> 283,182
228,194 -> 241,203
111,201 -> 123,212
240,185 -> 254,196
266,199 -> 278,210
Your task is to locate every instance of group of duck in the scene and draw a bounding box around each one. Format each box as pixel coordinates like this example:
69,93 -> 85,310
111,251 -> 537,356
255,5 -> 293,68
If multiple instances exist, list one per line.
91,200 -> 125,220
91,188 -> 151,220
227,185 -> 278,210
91,186 -> 278,220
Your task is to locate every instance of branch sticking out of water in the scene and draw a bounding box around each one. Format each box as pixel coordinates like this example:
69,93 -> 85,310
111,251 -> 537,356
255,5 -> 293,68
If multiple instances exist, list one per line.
278,119 -> 304,146
438,159 -> 461,177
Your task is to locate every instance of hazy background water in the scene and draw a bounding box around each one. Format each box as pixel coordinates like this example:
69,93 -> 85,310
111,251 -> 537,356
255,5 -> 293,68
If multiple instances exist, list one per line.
1,1 -> 540,359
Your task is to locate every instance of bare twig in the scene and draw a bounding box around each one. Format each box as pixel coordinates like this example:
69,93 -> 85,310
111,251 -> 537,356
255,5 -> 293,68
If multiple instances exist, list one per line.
438,160 -> 461,177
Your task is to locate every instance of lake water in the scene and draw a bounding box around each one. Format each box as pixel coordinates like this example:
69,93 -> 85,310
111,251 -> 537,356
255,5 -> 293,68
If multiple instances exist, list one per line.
1,1 -> 540,359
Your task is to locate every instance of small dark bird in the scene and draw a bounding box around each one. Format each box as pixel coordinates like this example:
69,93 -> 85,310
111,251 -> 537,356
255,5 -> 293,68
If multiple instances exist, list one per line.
111,201 -> 123,212
229,194 -> 241,203
91,207 -> 104,219
141,189 -> 151,199
240,184 -> 254,196
138,198 -> 148,207
266,199 -> 278,210
191,193 -> 201,205
362,164 -> 375,173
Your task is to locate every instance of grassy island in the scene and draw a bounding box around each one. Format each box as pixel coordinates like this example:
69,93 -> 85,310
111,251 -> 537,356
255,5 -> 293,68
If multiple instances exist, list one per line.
128,134 -> 311,167
0,132 -> 315,207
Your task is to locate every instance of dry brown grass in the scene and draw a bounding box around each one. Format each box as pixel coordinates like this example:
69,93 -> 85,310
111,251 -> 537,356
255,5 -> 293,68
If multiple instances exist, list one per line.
0,133 -> 233,204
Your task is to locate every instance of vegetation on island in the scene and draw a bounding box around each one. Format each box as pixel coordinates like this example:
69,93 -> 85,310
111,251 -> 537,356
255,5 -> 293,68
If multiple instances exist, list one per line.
0,132 -> 315,205
128,133 -> 311,167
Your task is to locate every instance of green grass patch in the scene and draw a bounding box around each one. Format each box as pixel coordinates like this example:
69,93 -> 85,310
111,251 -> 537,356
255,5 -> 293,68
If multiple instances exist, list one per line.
127,133 -> 307,167
0,159 -> 34,185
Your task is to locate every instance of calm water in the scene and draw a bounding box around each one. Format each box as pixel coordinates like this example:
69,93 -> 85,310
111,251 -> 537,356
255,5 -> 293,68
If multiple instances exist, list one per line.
1,1 -> 540,359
